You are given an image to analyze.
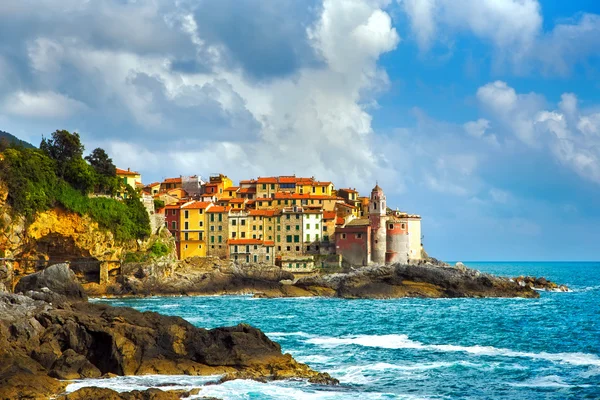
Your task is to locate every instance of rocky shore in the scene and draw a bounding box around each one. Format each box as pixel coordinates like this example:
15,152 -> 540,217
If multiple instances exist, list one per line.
0,264 -> 336,399
94,258 -> 567,299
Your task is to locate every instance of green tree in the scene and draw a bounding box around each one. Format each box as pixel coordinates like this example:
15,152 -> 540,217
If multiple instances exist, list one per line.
40,130 -> 95,193
85,148 -> 119,195
85,148 -> 116,177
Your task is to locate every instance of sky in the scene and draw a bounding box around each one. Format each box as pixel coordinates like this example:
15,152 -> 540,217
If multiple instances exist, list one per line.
1,0 -> 600,261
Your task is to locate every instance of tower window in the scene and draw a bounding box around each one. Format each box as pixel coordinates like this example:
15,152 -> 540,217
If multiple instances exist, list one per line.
389,224 -> 394,230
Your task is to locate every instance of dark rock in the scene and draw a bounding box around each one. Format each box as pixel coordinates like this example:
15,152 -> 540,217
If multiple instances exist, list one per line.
15,263 -> 87,301
58,387 -> 181,400
49,349 -> 102,380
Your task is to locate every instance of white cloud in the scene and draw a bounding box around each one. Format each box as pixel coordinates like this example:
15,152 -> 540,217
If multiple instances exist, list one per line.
464,118 -> 490,138
475,81 -> 600,184
400,0 -> 600,75
2,90 -> 87,119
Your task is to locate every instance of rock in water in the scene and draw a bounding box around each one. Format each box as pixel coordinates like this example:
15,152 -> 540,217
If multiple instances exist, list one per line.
14,263 -> 87,301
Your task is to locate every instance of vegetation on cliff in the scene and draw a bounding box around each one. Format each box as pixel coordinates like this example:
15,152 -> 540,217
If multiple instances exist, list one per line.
0,130 -> 150,241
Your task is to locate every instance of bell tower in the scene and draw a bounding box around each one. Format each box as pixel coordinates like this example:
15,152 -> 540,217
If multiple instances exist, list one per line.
369,183 -> 387,264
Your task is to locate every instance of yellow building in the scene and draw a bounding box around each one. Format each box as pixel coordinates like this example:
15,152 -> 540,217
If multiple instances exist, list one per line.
296,179 -> 334,196
179,201 -> 212,259
256,177 -> 278,198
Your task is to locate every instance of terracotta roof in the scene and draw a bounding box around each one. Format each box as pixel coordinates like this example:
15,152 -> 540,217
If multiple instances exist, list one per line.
239,179 -> 257,184
238,187 -> 256,193
339,188 -> 358,193
145,182 -> 160,188
246,199 -> 256,205
230,198 -> 246,204
162,177 -> 182,184
257,177 -> 278,184
278,176 -> 297,184
182,201 -> 212,210
249,209 -> 279,217
255,197 -> 273,202
337,203 -> 355,209
225,186 -> 240,191
323,211 -> 337,220
116,168 -> 139,176
206,206 -> 230,213
336,217 -> 345,225
204,183 -> 218,188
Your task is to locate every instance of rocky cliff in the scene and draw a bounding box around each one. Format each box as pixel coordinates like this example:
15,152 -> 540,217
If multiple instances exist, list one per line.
101,258 -> 561,299
0,264 -> 336,399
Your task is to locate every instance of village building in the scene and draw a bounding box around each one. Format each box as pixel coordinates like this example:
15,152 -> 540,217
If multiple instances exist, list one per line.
160,177 -> 182,192
206,206 -> 230,258
180,201 -> 212,259
228,239 -> 275,265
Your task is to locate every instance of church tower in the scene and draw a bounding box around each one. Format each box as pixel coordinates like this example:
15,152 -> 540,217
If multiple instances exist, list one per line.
369,183 -> 387,264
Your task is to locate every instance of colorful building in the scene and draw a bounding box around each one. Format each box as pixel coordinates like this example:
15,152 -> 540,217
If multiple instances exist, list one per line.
180,201 -> 212,259
206,206 -> 230,258
228,239 -> 275,265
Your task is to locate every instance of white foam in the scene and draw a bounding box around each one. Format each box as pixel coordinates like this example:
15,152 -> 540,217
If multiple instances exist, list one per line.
267,331 -> 316,338
510,375 -> 583,388
64,375 -> 222,393
194,379 -> 430,400
306,334 -> 600,367
295,355 -> 333,364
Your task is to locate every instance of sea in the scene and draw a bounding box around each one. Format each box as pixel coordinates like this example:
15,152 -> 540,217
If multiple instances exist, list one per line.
70,262 -> 600,399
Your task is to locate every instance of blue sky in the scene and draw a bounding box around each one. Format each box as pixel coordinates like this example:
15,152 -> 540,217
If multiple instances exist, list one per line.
1,0 -> 599,261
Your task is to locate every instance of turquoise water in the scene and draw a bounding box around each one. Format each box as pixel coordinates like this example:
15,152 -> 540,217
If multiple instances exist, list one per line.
88,262 -> 600,399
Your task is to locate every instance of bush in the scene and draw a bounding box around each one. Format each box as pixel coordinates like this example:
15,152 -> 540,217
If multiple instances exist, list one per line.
0,141 -> 150,241
149,242 -> 169,258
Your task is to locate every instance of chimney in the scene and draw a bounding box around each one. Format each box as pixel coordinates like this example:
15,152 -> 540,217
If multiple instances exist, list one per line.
128,167 -> 130,172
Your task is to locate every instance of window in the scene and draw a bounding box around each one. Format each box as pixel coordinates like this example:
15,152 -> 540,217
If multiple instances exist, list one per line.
295,225 -> 300,231
241,232 -> 246,238
296,246 -> 300,251
246,255 -> 249,263
218,226 -> 222,231
268,226 -> 272,231
246,245 -> 250,252
307,246 -> 311,251
185,244 -> 188,249
266,247 -> 270,253
218,236 -> 222,243
306,224 -> 310,229
232,219 -> 237,226
271,184 -> 275,189
286,214 -> 290,220
296,215 -> 300,220
286,226 -> 291,231
210,214 -> 215,222
286,235 -> 292,243
252,225 -> 256,230
341,233 -> 346,239
356,233 -> 362,239
286,246 -> 291,251
232,232 -> 237,238
210,226 -> 215,231
324,235 -> 329,242
199,245 -> 202,249
184,222 -> 189,230
312,187 -> 316,193
278,246 -> 281,251
389,224 -> 393,230
294,235 -> 300,243
315,224 -> 319,229
262,184 -> 266,189
277,235 -> 281,242
172,210 -> 176,216
277,226 -> 281,231
211,236 -> 215,243
171,221 -> 176,230
218,214 -> 222,222
266,255 -> 270,261
234,245 -> 238,252
316,234 -> 319,241
241,220 -> 246,226
254,255 -> 258,262
235,255 -> 238,261
316,245 -> 320,251
323,226 -> 327,231
184,210 -> 189,219
184,232 -> 189,240
199,221 -> 203,227
401,223 -> 406,229
306,234 -> 310,241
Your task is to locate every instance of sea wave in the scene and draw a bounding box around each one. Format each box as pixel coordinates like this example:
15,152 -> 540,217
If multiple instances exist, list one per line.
64,374 -> 222,393
305,334 -> 600,366
509,375 -> 583,388
267,331 -> 316,338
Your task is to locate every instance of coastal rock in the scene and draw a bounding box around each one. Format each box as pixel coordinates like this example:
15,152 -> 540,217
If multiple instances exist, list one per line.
0,265 -> 335,399
59,387 -> 182,400
14,263 -> 87,300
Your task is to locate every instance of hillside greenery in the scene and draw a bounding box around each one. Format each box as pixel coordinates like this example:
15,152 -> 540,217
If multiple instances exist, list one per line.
0,130 -> 150,241
0,130 -> 35,149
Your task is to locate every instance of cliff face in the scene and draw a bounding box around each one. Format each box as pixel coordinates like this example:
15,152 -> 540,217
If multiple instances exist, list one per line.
0,185 -> 160,289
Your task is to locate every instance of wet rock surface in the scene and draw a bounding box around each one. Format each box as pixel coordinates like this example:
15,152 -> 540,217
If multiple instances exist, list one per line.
0,265 -> 336,399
